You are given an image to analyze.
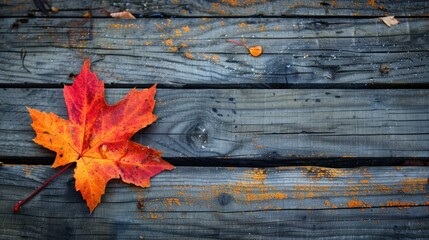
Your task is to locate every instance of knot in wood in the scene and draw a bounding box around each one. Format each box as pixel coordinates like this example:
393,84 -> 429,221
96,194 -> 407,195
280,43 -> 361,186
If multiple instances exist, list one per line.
186,123 -> 209,150
218,193 -> 233,206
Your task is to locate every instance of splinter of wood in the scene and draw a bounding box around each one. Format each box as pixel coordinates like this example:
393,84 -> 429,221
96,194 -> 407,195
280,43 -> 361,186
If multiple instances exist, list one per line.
226,39 -> 263,57
13,162 -> 74,213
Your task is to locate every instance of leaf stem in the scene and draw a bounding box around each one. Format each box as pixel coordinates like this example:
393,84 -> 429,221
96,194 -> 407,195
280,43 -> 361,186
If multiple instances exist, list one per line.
13,163 -> 74,213
225,39 -> 249,49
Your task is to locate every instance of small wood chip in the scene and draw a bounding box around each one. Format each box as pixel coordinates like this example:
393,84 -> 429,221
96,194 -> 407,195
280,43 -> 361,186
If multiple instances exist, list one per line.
83,11 -> 91,18
110,10 -> 136,19
379,64 -> 390,74
380,16 -> 400,27
50,7 -> 60,13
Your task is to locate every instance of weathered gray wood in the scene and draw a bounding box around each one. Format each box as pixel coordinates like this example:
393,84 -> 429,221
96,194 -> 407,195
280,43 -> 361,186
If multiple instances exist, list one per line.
1,165 -> 428,239
1,88 -> 429,161
1,0 -> 428,17
1,17 -> 428,85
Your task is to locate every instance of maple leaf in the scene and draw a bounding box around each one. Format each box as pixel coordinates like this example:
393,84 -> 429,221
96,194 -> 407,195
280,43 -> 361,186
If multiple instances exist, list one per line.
20,60 -> 173,213
380,16 -> 400,27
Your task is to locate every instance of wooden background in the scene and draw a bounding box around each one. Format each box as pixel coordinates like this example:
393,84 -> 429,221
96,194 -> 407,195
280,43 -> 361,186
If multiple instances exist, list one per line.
1,0 -> 428,239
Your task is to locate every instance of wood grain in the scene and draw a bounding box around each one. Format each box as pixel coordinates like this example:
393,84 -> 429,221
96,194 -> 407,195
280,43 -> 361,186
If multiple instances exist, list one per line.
1,0 -> 428,17
1,17 -> 428,85
1,88 -> 428,162
1,165 -> 428,239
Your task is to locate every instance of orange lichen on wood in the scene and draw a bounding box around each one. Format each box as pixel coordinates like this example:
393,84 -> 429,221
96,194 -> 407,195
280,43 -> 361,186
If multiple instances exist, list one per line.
169,46 -> 179,52
184,52 -> 194,59
183,26 -> 191,32
174,29 -> 182,37
400,178 -> 426,193
360,179 -> 369,184
212,55 -> 219,62
164,39 -> 173,46
305,166 -> 349,180
384,201 -> 418,209
347,198 -> 372,208
108,23 -> 140,29
245,168 -> 267,182
368,0 -> 376,7
162,198 -> 181,210
245,192 -> 287,202
221,0 -> 240,7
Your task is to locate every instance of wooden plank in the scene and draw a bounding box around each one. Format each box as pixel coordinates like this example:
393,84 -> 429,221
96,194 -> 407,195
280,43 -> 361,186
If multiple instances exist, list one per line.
1,17 -> 428,85
1,88 -> 429,162
1,0 -> 428,17
1,165 -> 428,239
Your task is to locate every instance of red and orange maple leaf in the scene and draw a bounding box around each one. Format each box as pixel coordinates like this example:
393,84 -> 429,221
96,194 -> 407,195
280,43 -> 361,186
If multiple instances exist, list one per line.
24,60 -> 173,213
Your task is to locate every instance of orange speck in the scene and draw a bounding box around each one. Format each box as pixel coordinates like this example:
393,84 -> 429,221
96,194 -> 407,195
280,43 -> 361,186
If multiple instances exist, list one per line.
347,198 -> 372,209
164,39 -> 173,46
360,179 -> 369,184
347,199 -> 364,208
181,42 -> 189,48
385,201 -> 417,209
184,51 -> 194,59
200,25 -> 206,30
239,22 -> 246,28
222,0 -> 239,7
255,145 -> 264,149
154,23 -> 163,31
168,46 -> 179,52
246,192 -> 287,202
183,26 -> 191,32
212,55 -> 219,62
325,200 -> 331,207
144,41 -> 153,46
220,21 -> 225,26
306,192 -> 315,198
368,0 -> 376,7
252,169 -> 267,182
175,29 -> 182,37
